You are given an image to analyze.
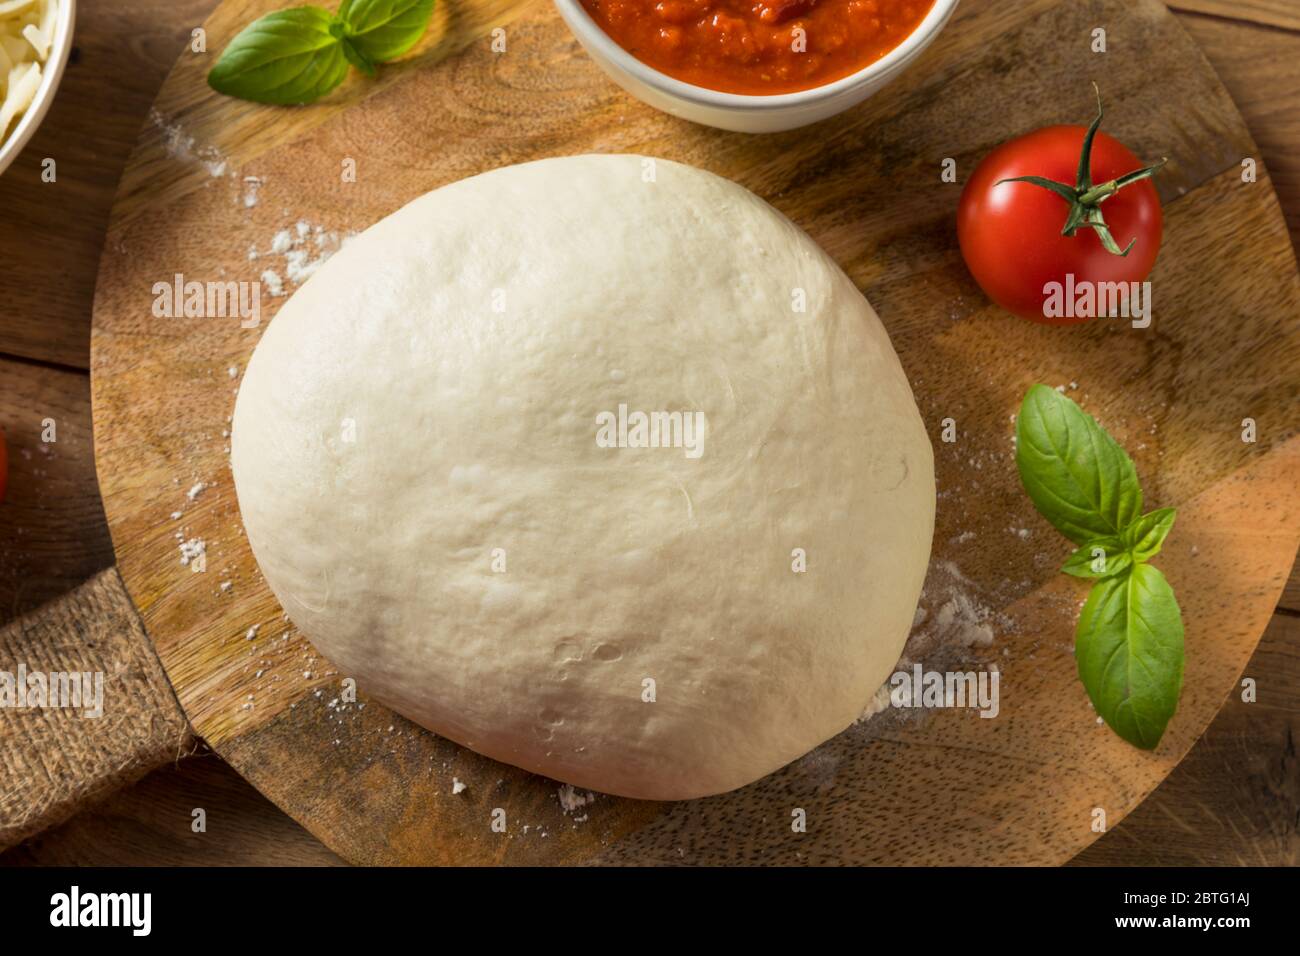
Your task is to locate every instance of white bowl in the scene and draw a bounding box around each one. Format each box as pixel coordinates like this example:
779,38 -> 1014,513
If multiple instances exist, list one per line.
554,0 -> 958,133
0,0 -> 76,177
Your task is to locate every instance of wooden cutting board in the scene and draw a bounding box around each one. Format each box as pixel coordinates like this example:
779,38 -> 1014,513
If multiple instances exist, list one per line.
90,0 -> 1300,865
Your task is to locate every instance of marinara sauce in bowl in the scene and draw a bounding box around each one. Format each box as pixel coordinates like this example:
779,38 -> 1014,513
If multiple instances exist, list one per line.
554,0 -> 959,132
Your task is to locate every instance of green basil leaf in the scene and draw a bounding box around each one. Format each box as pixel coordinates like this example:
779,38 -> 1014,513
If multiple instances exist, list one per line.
1061,537 -> 1132,579
208,7 -> 349,106
1122,507 -> 1176,562
1015,384 -> 1143,545
339,35 -> 377,76
340,0 -> 435,62
1076,563 -> 1184,749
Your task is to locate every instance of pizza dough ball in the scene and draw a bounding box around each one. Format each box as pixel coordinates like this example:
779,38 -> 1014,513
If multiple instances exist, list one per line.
231,155 -> 934,800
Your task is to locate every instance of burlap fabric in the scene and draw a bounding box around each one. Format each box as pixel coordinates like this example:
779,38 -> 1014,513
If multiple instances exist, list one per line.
0,567 -> 192,849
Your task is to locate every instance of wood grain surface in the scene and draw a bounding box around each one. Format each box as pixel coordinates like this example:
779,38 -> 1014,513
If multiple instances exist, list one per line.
1169,0 -> 1300,32
0,0 -> 1297,865
0,360 -> 112,616
0,0 -> 215,369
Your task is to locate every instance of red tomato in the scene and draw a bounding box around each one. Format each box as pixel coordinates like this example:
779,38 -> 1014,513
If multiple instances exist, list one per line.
958,125 -> 1163,324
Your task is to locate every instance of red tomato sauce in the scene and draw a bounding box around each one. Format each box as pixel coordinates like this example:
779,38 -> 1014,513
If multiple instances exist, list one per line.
579,0 -> 935,95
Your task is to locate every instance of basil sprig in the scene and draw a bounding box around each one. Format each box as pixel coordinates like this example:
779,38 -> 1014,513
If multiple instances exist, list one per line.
208,0 -> 434,105
1016,385 -> 1184,749
1015,382 -> 1142,543
337,0 -> 436,62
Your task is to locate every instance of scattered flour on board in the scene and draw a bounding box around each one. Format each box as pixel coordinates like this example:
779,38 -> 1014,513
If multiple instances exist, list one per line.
250,221 -> 352,296
147,117 -> 348,293
151,109 -> 228,178
859,682 -> 894,721
178,538 -> 205,567
260,269 -> 284,297
857,559 -> 1011,722
926,561 -> 999,649
557,783 -> 596,822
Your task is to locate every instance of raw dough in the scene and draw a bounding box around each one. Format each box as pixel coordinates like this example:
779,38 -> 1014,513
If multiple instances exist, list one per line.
231,155 -> 934,800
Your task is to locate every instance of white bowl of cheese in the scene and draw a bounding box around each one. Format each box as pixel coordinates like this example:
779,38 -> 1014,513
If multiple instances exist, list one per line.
0,0 -> 74,177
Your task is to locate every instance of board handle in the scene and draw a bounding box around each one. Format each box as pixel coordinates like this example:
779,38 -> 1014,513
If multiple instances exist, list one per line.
0,567 -> 192,850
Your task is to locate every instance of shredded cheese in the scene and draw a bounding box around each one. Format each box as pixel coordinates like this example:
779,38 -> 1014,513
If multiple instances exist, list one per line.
0,0 -> 57,146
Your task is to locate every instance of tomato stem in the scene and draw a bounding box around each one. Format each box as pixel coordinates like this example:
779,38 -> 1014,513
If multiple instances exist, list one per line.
993,85 -> 1166,258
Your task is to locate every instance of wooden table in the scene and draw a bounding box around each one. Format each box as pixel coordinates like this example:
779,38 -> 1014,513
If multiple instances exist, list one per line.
1,0 -> 1297,866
